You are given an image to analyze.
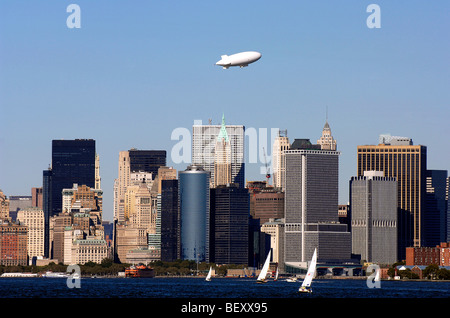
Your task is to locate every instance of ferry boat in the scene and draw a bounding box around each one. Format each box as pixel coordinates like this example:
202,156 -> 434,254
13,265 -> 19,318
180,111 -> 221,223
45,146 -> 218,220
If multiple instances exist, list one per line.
125,265 -> 155,278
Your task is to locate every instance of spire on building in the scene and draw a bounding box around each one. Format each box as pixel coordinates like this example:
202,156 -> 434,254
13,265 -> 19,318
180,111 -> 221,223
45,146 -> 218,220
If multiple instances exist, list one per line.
317,111 -> 337,151
217,113 -> 229,142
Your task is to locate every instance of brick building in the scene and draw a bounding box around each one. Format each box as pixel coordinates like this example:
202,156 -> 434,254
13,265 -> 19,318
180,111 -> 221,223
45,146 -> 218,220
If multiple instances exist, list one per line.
0,222 -> 28,266
406,242 -> 450,266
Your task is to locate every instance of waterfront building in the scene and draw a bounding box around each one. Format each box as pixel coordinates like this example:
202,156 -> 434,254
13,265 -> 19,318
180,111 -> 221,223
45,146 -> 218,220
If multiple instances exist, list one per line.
271,130 -> 290,191
0,221 -> 28,266
70,238 -> 108,265
261,218 -> 285,271
210,184 -> 249,265
424,170 -> 448,247
350,171 -> 398,264
192,116 -> 244,188
178,165 -> 210,262
284,138 -> 351,271
405,242 -> 450,266
16,207 -> 45,263
357,135 -> 427,260
114,224 -> 148,263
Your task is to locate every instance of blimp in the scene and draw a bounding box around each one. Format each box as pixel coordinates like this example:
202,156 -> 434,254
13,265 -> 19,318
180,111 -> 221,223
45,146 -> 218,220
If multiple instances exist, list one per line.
215,51 -> 261,69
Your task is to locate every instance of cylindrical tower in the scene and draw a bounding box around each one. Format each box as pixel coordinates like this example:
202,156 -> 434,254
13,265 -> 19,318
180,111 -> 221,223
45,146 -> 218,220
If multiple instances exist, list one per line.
178,165 -> 210,262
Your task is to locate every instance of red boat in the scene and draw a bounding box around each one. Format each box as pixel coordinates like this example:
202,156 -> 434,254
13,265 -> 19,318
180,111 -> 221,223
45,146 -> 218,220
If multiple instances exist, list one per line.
125,265 -> 155,278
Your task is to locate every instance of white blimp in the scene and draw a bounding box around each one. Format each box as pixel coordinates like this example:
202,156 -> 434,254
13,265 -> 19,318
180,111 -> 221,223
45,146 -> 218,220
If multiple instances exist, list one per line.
215,51 -> 261,69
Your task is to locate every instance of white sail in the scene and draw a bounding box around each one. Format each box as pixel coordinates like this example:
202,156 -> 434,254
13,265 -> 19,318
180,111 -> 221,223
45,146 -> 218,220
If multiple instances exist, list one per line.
300,248 -> 317,289
257,250 -> 271,282
374,267 -> 380,282
206,266 -> 212,281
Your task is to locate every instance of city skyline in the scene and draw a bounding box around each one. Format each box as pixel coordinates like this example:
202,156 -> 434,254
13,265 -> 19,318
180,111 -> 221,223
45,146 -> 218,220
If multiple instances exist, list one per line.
1,1 -> 449,222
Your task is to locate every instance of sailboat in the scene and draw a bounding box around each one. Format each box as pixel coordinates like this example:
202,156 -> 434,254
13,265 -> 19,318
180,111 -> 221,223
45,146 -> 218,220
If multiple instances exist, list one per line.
206,266 -> 212,282
298,248 -> 317,293
256,250 -> 271,283
274,267 -> 279,281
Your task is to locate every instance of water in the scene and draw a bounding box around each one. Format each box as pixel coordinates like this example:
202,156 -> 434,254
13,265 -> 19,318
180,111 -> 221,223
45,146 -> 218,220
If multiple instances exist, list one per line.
0,277 -> 448,315
0,277 -> 448,298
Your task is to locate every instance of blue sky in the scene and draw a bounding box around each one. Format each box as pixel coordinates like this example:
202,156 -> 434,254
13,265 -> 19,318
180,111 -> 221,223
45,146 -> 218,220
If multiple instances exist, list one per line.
1,1 -> 449,221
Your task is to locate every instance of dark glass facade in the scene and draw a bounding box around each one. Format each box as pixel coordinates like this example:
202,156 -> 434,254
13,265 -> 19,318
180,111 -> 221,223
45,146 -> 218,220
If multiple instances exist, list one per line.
210,185 -> 249,265
160,179 -> 179,262
129,150 -> 166,179
50,139 -> 96,217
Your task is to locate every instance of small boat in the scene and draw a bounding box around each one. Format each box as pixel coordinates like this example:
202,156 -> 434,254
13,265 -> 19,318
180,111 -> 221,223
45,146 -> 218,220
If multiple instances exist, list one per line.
42,271 -> 70,278
274,267 -> 279,281
256,250 -> 271,283
206,266 -> 212,282
298,248 -> 317,294
286,276 -> 297,282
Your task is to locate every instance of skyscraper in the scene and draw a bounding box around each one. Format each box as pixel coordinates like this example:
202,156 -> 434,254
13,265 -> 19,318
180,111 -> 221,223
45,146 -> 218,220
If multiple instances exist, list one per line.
160,179 -> 179,262
272,130 -> 290,191
50,139 -> 96,218
210,184 -> 249,265
114,149 -> 166,222
350,171 -> 398,264
214,116 -> 232,187
192,115 -> 244,188
317,120 -> 337,151
178,165 -> 210,262
424,170 -> 448,247
357,136 -> 427,259
284,139 -> 350,270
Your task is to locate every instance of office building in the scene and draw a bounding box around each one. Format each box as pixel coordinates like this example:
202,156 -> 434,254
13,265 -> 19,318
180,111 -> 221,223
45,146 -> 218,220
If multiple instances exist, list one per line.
317,120 -> 337,151
31,187 -> 43,209
49,139 -> 96,218
284,139 -> 351,270
214,116 -> 232,187
160,179 -> 179,262
179,165 -> 210,262
114,224 -> 148,263
8,196 -> 32,221
271,130 -> 290,191
357,136 -> 427,259
247,182 -> 284,225
114,149 -> 166,222
192,115 -> 244,188
0,221 -> 28,266
210,184 -> 249,265
423,170 -> 448,247
17,207 -> 45,263
0,190 -> 9,220
350,171 -> 398,264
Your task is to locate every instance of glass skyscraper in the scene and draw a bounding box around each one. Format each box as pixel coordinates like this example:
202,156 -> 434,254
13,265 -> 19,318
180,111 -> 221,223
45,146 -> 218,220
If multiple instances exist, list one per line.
178,165 -> 210,262
50,139 -> 96,217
